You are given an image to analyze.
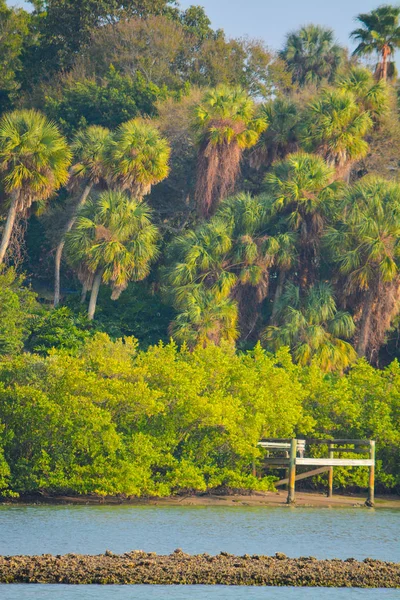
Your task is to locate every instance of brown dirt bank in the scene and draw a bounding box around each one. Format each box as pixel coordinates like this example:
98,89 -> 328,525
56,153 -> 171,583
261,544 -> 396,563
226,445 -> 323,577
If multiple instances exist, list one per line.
3,490 -> 400,508
0,550 -> 399,587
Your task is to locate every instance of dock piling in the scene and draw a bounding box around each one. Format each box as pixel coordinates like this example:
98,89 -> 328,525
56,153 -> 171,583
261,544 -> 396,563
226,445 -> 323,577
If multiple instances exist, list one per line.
328,443 -> 333,498
366,440 -> 375,507
287,438 -> 297,504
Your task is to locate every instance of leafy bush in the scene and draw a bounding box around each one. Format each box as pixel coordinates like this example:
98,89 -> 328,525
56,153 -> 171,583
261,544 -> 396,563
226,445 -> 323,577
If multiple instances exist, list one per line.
0,334 -> 398,497
0,268 -> 38,356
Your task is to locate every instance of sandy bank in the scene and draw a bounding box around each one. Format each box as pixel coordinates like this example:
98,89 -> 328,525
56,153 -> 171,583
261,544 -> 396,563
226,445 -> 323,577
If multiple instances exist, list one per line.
3,490 -> 399,508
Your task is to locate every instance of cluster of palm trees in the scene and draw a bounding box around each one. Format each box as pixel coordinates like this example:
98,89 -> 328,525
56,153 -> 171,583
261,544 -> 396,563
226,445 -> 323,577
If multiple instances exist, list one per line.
0,111 -> 169,319
1,4 -> 400,369
281,5 -> 400,84
164,61 -> 400,370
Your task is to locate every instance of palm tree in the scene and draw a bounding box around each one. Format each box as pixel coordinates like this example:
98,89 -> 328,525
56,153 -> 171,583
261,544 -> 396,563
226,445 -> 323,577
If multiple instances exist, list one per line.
263,282 -> 356,372
193,86 -> 267,218
351,5 -> 400,81
169,285 -> 239,348
104,118 -> 170,198
165,192 -> 292,342
264,152 -> 339,288
300,89 -> 373,180
66,190 -> 159,320
336,66 -> 389,120
0,109 -> 71,264
251,98 -> 300,169
280,25 -> 345,86
325,177 -> 400,360
54,125 -> 110,307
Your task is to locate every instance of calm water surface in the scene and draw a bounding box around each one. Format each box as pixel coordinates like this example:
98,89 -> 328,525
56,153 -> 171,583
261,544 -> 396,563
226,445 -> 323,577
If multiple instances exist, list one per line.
0,504 -> 398,599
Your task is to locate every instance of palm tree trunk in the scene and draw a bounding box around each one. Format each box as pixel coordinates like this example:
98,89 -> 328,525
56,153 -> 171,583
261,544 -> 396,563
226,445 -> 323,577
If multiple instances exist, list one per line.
271,270 -> 286,324
357,288 -> 375,357
0,193 -> 19,265
381,45 -> 390,81
81,284 -> 88,304
88,270 -> 103,321
54,183 -> 92,307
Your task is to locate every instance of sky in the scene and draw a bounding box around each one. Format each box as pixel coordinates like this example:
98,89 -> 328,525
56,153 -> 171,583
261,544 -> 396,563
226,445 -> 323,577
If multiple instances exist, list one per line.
9,0 -> 388,54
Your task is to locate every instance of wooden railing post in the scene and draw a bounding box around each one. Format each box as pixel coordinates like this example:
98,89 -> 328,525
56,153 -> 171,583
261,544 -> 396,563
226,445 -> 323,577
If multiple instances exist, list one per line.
287,438 -> 297,505
328,443 -> 333,498
366,440 -> 375,507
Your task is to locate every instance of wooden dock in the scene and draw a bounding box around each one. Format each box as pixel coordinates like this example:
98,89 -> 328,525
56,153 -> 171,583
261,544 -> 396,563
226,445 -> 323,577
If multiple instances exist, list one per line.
257,438 -> 376,506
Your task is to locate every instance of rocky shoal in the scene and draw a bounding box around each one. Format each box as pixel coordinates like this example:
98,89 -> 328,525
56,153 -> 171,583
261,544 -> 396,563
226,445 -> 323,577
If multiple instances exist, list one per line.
0,550 -> 399,587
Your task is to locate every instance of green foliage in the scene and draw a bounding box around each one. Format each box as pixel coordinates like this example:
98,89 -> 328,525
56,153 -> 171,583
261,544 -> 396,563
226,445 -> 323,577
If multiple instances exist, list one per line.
44,69 -> 164,135
300,89 -> 373,175
24,0 -> 178,77
193,86 -> 267,216
0,334 -> 306,496
0,268 -> 38,356
72,281 -> 175,347
0,109 -> 71,203
0,334 -> 398,497
0,1 -> 30,111
26,307 -> 93,355
66,190 -> 159,302
104,117 -> 171,196
325,177 -> 400,358
264,282 -> 356,372
280,25 -> 345,86
302,359 -> 400,490
336,66 -> 390,120
1,0 -> 400,501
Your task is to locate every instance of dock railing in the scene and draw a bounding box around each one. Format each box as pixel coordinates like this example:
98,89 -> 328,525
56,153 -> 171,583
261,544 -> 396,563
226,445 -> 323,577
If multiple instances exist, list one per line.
257,438 -> 375,506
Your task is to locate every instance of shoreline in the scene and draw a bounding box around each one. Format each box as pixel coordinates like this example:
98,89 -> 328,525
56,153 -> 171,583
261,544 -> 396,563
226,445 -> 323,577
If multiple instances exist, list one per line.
2,490 -> 400,508
0,550 -> 399,587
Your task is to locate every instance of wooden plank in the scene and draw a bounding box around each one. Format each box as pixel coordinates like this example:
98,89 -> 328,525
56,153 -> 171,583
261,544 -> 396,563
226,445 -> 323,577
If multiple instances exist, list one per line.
258,442 -> 291,449
296,458 -> 374,467
330,448 -> 370,454
263,458 -> 290,466
275,466 -> 329,487
305,439 -> 370,446
260,438 -> 291,442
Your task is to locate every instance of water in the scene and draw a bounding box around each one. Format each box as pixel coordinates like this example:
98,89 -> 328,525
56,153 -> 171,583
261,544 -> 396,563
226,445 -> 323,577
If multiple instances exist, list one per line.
0,504 -> 398,599
0,586 -> 399,600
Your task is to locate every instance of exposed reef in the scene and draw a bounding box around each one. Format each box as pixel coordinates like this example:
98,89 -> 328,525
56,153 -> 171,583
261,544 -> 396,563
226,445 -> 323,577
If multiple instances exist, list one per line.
0,550 -> 399,587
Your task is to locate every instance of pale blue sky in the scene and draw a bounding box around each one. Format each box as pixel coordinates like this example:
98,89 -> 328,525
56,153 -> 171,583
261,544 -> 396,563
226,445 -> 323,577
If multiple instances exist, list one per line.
8,0 -> 391,53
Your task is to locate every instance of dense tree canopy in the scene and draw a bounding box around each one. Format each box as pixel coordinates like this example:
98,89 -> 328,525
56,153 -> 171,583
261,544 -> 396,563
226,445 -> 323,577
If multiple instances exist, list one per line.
1,1 -> 400,498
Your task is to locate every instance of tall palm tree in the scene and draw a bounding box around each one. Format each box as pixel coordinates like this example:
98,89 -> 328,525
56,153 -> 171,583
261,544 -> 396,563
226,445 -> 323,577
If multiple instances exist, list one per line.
104,118 -> 170,198
263,282 -> 356,372
251,97 -> 300,169
351,5 -> 400,81
193,86 -> 267,218
0,110 -> 71,264
54,125 -> 110,307
325,177 -> 400,359
66,190 -> 159,320
264,152 -> 339,288
300,89 -> 373,180
280,25 -> 345,86
336,66 -> 389,120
